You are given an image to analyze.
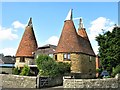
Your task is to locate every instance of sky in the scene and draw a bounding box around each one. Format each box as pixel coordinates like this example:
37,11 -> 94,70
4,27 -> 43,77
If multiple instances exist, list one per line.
0,1 -> 118,56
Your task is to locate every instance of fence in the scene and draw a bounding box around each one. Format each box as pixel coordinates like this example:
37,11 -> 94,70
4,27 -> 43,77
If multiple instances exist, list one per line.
36,75 -> 63,88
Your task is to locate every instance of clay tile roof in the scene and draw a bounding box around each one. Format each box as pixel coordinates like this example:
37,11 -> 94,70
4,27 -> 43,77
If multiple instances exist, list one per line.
16,18 -> 38,57
78,28 -> 89,40
55,20 -> 95,56
78,35 -> 95,56
55,20 -> 84,53
77,18 -> 95,56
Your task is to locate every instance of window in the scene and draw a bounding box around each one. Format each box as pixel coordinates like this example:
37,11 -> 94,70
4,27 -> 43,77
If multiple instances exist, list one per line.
89,56 -> 92,62
20,57 -> 25,62
55,55 -> 57,60
63,53 -> 70,60
68,54 -> 70,60
64,54 -> 67,59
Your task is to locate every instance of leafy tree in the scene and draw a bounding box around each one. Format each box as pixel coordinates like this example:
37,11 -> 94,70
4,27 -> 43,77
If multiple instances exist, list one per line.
20,65 -> 30,76
36,54 -> 70,77
96,26 -> 120,74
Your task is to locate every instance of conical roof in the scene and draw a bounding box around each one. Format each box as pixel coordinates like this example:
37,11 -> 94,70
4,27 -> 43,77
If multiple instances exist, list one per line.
16,18 -> 38,57
78,35 -> 95,56
55,10 -> 95,56
78,28 -> 89,40
55,20 -> 84,53
78,18 -> 95,56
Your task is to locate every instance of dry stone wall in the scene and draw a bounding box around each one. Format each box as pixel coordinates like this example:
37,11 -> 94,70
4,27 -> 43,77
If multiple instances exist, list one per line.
0,74 -> 37,88
63,74 -> 120,89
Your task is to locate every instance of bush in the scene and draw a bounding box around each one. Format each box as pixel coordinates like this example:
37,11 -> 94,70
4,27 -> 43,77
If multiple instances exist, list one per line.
96,68 -> 100,73
57,62 -> 71,75
20,65 -> 30,76
36,54 -> 70,77
13,67 -> 19,75
112,65 -> 120,77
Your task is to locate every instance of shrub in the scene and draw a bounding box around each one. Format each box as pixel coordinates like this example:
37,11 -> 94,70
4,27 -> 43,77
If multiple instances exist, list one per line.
36,54 -> 70,77
20,65 -> 30,76
13,67 -> 19,75
57,62 -> 71,75
112,65 -> 120,77
96,68 -> 100,73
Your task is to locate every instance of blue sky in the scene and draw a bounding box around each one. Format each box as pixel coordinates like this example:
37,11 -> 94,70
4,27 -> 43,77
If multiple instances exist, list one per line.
0,2 -> 118,56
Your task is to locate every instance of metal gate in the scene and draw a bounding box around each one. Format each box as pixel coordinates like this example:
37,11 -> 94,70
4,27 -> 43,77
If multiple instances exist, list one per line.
36,76 -> 50,88
36,75 -> 63,88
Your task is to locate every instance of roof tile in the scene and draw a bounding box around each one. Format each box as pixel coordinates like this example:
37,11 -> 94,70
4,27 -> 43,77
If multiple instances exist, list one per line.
16,18 -> 38,57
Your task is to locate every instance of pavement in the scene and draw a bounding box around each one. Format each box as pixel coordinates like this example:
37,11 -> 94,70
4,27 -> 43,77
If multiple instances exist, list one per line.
37,85 -> 63,90
0,86 -> 64,90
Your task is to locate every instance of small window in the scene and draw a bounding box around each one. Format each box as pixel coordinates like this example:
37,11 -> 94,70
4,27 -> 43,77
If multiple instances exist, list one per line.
20,57 -> 25,62
55,55 -> 57,60
63,53 -> 70,60
64,54 -> 67,59
68,54 -> 70,60
89,56 -> 92,62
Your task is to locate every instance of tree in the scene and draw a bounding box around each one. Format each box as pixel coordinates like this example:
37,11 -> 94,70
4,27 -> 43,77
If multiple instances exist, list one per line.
20,65 -> 30,76
96,26 -> 120,74
36,54 -> 70,77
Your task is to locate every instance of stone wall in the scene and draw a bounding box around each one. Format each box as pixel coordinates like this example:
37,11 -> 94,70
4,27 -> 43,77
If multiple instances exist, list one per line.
55,53 -> 96,78
71,53 -> 96,77
0,74 -> 63,89
63,74 -> 120,89
0,74 -> 37,88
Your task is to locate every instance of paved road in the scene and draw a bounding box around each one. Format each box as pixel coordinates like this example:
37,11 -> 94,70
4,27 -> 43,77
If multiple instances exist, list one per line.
1,86 -> 64,90
37,85 -> 63,90
52,86 -> 63,88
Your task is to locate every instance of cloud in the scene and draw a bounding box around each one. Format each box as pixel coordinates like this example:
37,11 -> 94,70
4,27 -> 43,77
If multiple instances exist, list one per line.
88,17 -> 115,40
45,36 -> 59,45
0,47 -> 16,56
88,17 -> 115,55
93,45 -> 99,55
12,21 -> 25,29
0,20 -> 25,41
0,20 -> 25,55
0,25 -> 18,41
